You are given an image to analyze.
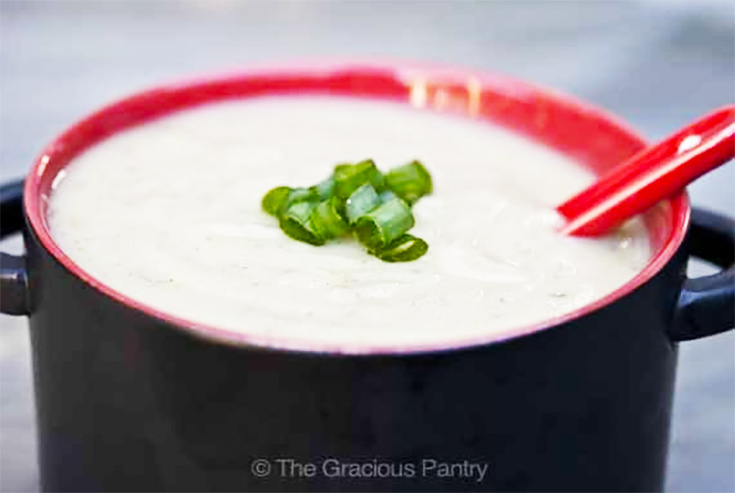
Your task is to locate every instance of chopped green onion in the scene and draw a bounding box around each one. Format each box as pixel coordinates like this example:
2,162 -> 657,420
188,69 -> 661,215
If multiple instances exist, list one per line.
279,201 -> 324,246
286,187 -> 318,205
311,197 -> 349,240
345,183 -> 380,224
385,160 -> 433,204
310,175 -> 335,199
334,160 -> 385,200
372,234 -> 429,262
262,186 -> 291,216
263,186 -> 321,218
379,189 -> 397,204
354,197 -> 415,251
261,159 -> 433,262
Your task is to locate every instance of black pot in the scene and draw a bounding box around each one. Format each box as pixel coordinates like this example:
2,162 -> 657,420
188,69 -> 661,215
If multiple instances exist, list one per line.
2,185 -> 734,493
0,67 -> 733,492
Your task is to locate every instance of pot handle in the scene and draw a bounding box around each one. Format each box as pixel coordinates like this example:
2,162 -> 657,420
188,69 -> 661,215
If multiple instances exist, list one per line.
669,207 -> 734,341
1,179 -> 29,315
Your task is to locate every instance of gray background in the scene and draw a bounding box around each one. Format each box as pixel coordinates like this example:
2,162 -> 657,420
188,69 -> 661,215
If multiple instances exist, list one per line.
1,1 -> 733,491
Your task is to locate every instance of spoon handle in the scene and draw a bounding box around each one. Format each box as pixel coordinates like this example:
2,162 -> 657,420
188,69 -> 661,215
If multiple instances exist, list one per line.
558,105 -> 735,236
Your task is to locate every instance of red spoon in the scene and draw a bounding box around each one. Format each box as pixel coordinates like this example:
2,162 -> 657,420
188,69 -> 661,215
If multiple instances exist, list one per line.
558,105 -> 735,236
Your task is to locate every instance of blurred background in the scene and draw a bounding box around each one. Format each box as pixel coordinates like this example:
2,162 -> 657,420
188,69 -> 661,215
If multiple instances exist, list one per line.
1,1 -> 733,491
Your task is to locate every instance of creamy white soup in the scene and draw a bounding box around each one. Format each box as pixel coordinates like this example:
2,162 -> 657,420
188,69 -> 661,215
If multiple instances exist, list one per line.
48,97 -> 651,352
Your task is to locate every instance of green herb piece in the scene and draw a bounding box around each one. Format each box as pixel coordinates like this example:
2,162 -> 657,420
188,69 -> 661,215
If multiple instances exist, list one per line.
334,160 -> 385,200
262,186 -> 291,216
309,175 -> 335,200
311,197 -> 349,240
379,189 -> 397,204
372,234 -> 429,262
354,197 -> 415,251
279,201 -> 324,246
263,186 -> 321,218
345,183 -> 380,224
286,187 -> 318,205
385,160 -> 433,204
261,159 -> 432,262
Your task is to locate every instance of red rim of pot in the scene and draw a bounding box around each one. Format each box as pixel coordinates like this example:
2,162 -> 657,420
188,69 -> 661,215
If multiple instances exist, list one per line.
24,62 -> 690,355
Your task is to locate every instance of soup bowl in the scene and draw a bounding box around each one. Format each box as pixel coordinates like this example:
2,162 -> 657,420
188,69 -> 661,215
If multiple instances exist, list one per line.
1,64 -> 733,492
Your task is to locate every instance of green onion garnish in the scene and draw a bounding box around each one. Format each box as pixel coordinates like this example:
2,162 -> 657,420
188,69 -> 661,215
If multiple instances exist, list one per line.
379,189 -> 397,203
354,197 -> 415,251
279,201 -> 324,246
384,160 -> 433,204
286,187 -> 317,205
261,159 -> 432,262
372,234 -> 429,262
262,186 -> 291,216
345,183 -> 380,224
311,197 -> 349,240
334,160 -> 385,200
310,175 -> 335,200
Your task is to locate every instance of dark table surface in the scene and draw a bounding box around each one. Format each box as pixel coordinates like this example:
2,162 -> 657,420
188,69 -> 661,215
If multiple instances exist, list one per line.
1,1 -> 733,491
